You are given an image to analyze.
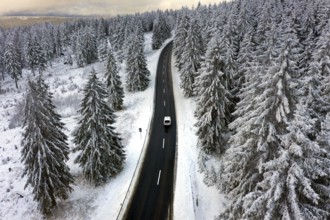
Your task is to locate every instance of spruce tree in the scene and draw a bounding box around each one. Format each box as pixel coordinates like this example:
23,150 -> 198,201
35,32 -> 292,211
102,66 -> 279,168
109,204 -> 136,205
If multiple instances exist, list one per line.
179,18 -> 204,98
173,14 -> 190,71
98,38 -> 109,62
0,29 -> 5,80
75,27 -> 98,66
194,33 -> 232,154
219,35 -> 300,220
317,112 -> 330,152
126,34 -> 150,92
159,13 -> 172,40
311,22 -> 330,116
21,77 -> 74,215
26,35 -> 38,75
73,69 -> 125,186
152,19 -> 162,50
41,28 -> 55,67
105,47 -> 124,110
239,102 -> 330,220
4,43 -> 22,89
97,19 -> 107,43
152,13 -> 171,50
26,34 -> 47,75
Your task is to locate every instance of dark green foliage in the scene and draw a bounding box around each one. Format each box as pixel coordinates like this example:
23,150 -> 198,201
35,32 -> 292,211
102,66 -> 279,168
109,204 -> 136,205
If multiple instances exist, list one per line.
173,13 -> 190,71
73,69 -> 125,186
4,43 -> 22,89
105,47 -> 124,110
21,76 -> 74,215
179,18 -> 204,98
152,20 -> 162,50
26,35 -> 47,75
152,13 -> 171,50
75,27 -> 98,66
126,34 -> 150,92
194,34 -> 232,154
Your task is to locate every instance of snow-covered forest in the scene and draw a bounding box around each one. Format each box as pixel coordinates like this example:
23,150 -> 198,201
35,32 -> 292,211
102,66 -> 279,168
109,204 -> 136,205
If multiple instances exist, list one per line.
173,0 -> 330,219
0,0 -> 330,219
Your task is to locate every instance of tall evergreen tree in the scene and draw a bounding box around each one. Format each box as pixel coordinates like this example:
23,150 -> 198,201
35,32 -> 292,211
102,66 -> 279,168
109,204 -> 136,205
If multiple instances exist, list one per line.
239,102 -> 330,219
0,29 -> 5,81
41,29 -> 55,67
97,19 -> 107,43
75,27 -> 98,66
73,69 -> 125,186
152,19 -> 163,50
219,34 -> 300,219
21,77 -> 74,215
311,21 -> 330,114
152,13 -> 171,50
105,47 -> 124,110
26,35 -> 47,75
126,34 -> 150,92
194,33 -> 232,154
4,43 -> 22,89
317,112 -> 330,151
173,13 -> 190,71
98,38 -> 109,62
179,18 -> 204,97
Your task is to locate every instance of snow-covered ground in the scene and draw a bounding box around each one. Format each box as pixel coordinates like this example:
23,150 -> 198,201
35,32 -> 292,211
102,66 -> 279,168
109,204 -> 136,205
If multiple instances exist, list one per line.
0,32 -> 223,220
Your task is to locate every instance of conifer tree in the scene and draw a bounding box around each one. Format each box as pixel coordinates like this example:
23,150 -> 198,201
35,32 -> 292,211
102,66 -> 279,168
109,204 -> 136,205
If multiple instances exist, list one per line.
317,113 -> 330,151
159,13 -> 172,40
75,27 -> 98,66
235,31 -> 258,96
97,19 -> 107,43
152,19 -> 162,50
54,27 -> 63,57
98,38 -> 109,62
152,13 -> 171,50
73,69 -> 125,186
26,36 -> 37,74
238,102 -> 330,220
219,35 -> 300,220
194,33 -> 232,154
0,29 -> 5,80
179,18 -> 204,97
26,34 -> 47,74
41,28 -> 55,67
105,47 -> 124,110
173,14 -> 190,71
311,22 -> 330,114
21,77 -> 74,215
4,43 -> 22,89
126,34 -> 150,92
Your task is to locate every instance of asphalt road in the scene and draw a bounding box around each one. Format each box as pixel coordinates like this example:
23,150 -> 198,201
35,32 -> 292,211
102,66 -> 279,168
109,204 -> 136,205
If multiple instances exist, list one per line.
124,42 -> 177,220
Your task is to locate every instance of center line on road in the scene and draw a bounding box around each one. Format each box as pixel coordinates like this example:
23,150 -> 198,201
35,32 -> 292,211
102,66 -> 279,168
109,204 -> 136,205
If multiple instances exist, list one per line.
164,101 -> 166,107
157,170 -> 162,185
162,138 -> 165,149
163,89 -> 165,93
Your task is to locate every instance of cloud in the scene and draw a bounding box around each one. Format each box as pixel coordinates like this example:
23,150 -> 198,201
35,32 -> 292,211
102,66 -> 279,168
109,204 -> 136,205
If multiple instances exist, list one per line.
0,0 -> 222,16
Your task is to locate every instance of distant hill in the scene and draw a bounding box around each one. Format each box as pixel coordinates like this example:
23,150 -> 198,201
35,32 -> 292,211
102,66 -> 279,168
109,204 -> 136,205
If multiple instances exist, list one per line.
0,16 -> 74,28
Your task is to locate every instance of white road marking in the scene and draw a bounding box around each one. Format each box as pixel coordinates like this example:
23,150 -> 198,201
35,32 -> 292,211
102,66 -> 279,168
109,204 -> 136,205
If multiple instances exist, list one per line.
162,138 -> 165,149
163,88 -> 165,94
164,101 -> 166,106
157,170 -> 162,185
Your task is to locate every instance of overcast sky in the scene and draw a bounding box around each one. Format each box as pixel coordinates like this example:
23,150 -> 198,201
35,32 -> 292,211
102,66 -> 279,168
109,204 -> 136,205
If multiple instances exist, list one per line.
0,0 -> 223,16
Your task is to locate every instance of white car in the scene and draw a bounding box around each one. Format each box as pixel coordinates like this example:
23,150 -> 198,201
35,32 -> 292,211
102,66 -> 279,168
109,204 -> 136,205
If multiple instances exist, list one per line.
164,116 -> 171,127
